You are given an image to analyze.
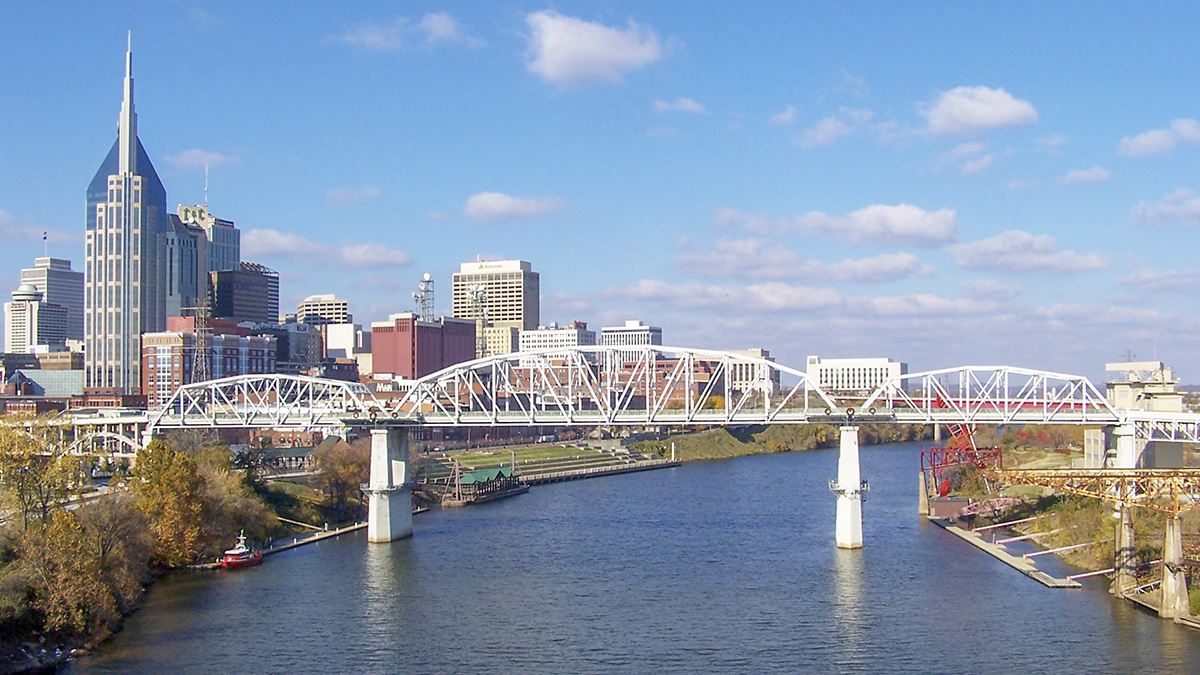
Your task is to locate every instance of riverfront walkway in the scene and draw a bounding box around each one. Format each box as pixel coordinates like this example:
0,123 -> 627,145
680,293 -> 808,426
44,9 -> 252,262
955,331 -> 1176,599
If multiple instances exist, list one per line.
521,458 -> 681,484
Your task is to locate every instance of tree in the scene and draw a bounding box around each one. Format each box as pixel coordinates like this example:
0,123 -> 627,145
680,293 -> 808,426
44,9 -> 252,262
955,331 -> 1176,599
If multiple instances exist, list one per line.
17,511 -> 120,637
131,440 -> 204,567
312,438 -> 369,514
0,419 -> 84,530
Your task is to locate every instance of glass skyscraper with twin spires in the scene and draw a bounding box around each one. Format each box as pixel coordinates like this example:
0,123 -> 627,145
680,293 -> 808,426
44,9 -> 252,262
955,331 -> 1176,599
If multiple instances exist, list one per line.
84,39 -> 168,393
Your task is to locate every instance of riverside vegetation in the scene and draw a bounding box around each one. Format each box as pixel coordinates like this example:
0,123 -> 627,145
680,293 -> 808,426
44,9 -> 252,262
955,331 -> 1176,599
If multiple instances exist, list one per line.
631,423 -> 934,461
0,418 -> 371,671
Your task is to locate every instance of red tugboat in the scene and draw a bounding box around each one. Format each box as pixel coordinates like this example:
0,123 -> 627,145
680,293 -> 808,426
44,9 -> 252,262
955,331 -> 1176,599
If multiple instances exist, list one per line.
219,530 -> 263,569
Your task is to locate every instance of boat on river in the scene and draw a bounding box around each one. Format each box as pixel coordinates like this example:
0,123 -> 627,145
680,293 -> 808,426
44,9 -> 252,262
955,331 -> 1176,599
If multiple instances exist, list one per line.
219,531 -> 262,569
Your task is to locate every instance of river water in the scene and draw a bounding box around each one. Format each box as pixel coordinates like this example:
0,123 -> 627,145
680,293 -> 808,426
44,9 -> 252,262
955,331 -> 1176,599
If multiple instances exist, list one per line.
70,442 -> 1200,674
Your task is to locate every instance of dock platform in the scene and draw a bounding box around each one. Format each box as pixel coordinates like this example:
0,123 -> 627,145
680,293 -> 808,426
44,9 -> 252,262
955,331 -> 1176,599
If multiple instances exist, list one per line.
931,518 -> 1081,588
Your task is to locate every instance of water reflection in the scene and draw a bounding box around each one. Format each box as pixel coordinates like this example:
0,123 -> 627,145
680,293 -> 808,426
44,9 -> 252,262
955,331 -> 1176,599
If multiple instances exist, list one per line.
832,548 -> 865,661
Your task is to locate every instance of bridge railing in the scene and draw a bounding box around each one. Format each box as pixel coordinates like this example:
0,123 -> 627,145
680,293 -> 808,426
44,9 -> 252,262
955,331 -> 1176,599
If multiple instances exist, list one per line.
859,365 -> 1123,425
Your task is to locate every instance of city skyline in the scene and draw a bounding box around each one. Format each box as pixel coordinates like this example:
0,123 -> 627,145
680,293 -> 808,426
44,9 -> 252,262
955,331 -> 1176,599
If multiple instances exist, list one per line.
1,3 -> 1199,383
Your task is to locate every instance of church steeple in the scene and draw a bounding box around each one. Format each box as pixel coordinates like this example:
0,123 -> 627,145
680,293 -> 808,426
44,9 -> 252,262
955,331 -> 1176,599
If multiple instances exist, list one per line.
118,31 -> 137,173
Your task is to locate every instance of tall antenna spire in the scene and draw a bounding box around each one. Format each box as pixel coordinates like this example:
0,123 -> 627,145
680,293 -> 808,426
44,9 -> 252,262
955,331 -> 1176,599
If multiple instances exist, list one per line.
204,162 -> 209,207
118,31 -> 138,174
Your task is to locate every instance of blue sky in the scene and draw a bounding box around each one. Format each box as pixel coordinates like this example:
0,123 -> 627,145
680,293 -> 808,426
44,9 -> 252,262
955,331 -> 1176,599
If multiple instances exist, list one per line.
2,2 -> 1199,383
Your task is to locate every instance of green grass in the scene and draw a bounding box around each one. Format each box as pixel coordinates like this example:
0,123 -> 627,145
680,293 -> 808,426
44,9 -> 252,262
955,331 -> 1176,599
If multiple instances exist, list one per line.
452,445 -> 590,468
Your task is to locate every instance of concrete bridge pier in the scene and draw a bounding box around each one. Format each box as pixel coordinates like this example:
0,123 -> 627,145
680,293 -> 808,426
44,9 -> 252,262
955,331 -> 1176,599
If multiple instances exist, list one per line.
1111,505 -> 1136,597
1160,516 -> 1190,619
365,427 -> 413,543
1113,423 -> 1137,468
832,425 -> 866,549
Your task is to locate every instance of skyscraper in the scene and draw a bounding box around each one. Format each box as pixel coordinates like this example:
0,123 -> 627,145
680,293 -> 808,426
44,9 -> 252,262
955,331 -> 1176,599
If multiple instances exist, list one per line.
19,258 -> 84,341
4,284 -> 68,354
451,259 -> 540,332
84,37 -> 169,393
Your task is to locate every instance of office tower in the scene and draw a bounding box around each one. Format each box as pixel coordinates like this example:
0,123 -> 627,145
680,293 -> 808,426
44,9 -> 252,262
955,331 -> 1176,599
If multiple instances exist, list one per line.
451,260 -> 540,350
296,294 -> 351,326
164,214 -> 208,319
177,204 -> 239,272
5,284 -> 68,353
600,320 -> 663,363
19,258 -> 84,341
84,38 -> 169,392
211,262 -> 279,324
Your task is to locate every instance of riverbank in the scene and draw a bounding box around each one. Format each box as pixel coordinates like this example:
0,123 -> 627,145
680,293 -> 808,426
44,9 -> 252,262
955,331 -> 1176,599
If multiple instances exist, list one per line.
632,422 -> 933,462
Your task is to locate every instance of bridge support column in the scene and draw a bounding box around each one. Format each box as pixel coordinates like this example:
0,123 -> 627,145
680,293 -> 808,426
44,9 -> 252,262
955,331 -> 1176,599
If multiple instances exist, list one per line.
1113,424 -> 1137,469
365,428 -> 413,543
831,425 -> 866,549
1111,505 -> 1136,598
1160,516 -> 1190,619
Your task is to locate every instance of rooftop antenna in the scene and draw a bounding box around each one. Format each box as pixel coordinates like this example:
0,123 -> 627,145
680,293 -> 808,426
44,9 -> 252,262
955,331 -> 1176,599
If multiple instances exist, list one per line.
412,272 -> 434,322
204,162 -> 209,208
468,283 -> 488,358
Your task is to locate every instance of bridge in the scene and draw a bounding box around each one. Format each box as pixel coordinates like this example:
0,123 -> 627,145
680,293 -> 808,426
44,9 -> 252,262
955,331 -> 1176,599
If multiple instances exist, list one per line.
40,345 -> 1200,550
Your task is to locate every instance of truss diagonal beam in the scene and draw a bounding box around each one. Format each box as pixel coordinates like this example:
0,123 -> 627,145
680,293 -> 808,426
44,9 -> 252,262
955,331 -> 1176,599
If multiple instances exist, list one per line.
990,469 -> 1200,515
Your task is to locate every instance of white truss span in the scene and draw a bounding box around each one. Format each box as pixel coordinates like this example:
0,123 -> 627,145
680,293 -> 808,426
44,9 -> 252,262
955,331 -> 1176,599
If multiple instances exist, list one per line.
30,359 -> 1200,445
388,346 -> 839,426
149,374 -> 378,433
859,365 -> 1122,425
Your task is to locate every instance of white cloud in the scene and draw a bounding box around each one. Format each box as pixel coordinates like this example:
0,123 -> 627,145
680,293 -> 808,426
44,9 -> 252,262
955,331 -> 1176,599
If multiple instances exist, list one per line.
610,279 -> 842,313
715,204 -> 959,247
949,230 -> 1105,272
243,229 -> 411,269
463,192 -> 567,222
653,97 -> 706,114
1132,188 -> 1200,227
796,203 -> 959,246
1058,166 -> 1111,185
798,117 -> 852,148
525,10 -> 662,87
850,294 -> 997,318
961,154 -> 994,174
163,149 -> 241,169
920,86 -> 1038,136
415,12 -> 484,47
1036,133 -> 1067,152
1118,119 -> 1200,157
796,108 -> 875,148
963,279 -> 1023,300
770,105 -> 798,125
326,185 -> 385,207
0,209 -> 76,244
333,13 -> 481,51
1121,268 -> 1200,293
675,238 -> 923,282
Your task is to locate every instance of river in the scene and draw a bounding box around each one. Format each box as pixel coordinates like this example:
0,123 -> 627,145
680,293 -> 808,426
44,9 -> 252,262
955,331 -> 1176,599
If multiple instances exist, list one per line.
70,442 -> 1200,674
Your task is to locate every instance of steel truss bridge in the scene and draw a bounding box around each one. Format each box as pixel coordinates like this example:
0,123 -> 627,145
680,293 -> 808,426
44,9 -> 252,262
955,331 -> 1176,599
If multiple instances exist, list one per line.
43,346 -> 1200,447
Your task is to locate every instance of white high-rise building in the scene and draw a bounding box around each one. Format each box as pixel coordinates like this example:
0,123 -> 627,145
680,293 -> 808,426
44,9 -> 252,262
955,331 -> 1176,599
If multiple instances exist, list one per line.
5,284 -> 69,354
806,355 -> 906,394
84,38 -> 169,393
601,320 -> 662,363
20,258 -> 84,342
729,348 -> 780,396
297,294 -> 351,326
452,260 -> 540,332
518,321 -> 597,352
